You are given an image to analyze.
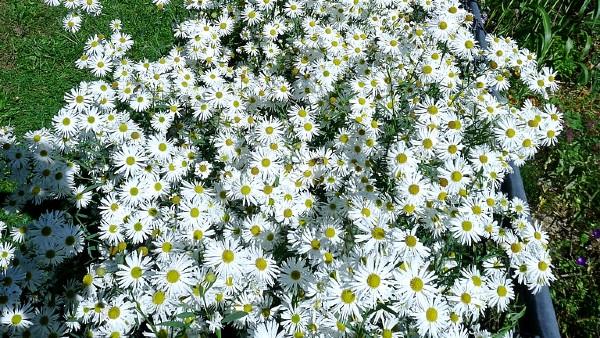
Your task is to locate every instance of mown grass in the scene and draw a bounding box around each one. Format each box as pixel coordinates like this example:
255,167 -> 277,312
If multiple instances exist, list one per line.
0,0 -> 187,136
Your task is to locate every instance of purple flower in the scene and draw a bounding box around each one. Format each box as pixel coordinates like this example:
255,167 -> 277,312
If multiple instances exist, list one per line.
576,256 -> 587,266
592,229 -> 600,239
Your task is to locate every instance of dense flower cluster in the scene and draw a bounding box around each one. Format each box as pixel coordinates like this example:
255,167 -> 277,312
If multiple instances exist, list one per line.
3,0 -> 562,336
43,0 -> 104,33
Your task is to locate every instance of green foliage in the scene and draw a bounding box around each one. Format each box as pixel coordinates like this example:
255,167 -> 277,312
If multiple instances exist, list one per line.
0,0 -> 188,136
480,0 -> 600,91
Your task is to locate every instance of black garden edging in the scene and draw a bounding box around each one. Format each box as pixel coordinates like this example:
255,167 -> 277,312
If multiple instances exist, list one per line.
465,1 -> 561,337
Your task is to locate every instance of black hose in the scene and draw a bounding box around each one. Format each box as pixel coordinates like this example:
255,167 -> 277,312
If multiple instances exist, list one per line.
464,1 -> 562,337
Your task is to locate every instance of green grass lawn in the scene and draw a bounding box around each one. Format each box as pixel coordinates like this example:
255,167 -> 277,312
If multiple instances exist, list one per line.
0,0 -> 187,136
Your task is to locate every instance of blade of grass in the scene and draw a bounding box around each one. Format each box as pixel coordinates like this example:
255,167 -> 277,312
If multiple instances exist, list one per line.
581,32 -> 592,57
538,6 -> 553,46
577,62 -> 590,85
537,6 -> 553,61
565,37 -> 573,57
578,0 -> 592,16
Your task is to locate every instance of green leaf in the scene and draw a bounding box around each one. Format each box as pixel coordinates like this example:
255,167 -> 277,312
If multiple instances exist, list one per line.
565,37 -> 574,57
377,302 -> 399,316
491,305 -> 527,338
581,32 -> 592,57
536,6 -> 553,60
565,110 -> 584,131
175,312 -> 197,319
158,321 -> 186,328
509,305 -> 527,322
536,33 -> 546,61
577,62 -> 590,85
579,0 -> 592,17
222,311 -> 247,323
580,232 -> 590,245
83,182 -> 104,193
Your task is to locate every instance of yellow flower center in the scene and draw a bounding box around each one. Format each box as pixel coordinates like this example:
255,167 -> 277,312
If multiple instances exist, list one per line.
240,185 -> 251,195
425,307 -> 438,322
11,314 -> 22,325
396,153 -> 408,164
367,273 -> 381,288
166,270 -> 180,283
410,277 -> 424,292
222,250 -> 235,263
511,242 -> 522,253
371,227 -> 385,240
255,258 -> 268,271
408,184 -> 420,195
108,307 -> 120,320
325,227 -> 336,238
310,239 -> 321,250
461,221 -> 473,232
250,225 -> 261,236
153,291 -> 166,305
340,289 -> 356,304
131,267 -> 143,279
422,138 -> 433,149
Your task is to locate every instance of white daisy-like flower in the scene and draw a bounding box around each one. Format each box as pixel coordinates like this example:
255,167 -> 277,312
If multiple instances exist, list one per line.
325,279 -> 363,321
351,256 -> 395,305
486,272 -> 515,312
204,238 -> 247,277
1,303 -> 34,331
412,296 -> 450,338
116,250 -> 154,290
279,257 -> 312,294
154,254 -> 198,296
246,247 -> 279,286
250,320 -> 285,338
63,12 -> 82,32
396,262 -> 439,307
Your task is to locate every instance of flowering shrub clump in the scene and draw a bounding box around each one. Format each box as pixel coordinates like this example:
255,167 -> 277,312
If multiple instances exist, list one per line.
2,0 -> 562,336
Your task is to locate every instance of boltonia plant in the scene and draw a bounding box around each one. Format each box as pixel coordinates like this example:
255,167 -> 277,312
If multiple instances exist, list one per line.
2,0 -> 562,337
